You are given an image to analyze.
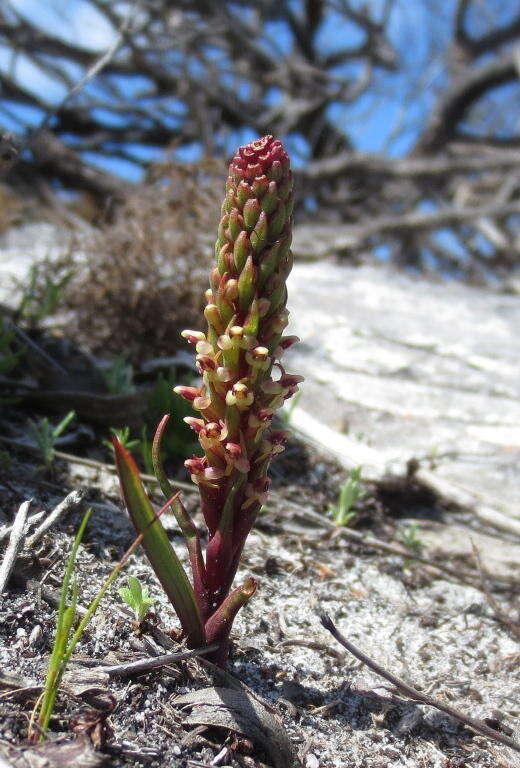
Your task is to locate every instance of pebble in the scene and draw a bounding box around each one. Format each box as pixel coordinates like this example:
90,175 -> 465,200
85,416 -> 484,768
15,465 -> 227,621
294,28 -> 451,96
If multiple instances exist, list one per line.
28,624 -> 42,646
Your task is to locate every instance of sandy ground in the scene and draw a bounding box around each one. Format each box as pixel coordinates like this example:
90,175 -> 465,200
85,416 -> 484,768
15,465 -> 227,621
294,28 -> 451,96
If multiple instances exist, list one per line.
1,444 -> 519,768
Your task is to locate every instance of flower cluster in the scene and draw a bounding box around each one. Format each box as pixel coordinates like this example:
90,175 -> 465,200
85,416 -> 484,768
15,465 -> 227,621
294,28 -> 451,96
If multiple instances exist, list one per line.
176,135 -> 302,600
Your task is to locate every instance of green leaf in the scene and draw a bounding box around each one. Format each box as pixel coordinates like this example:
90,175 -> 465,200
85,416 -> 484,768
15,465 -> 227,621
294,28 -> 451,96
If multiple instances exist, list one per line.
52,411 -> 76,440
127,575 -> 143,605
0,351 -> 21,374
113,438 -> 204,646
102,356 -> 135,395
118,586 -> 136,608
118,577 -> 155,622
141,585 -> 151,601
332,467 -> 363,526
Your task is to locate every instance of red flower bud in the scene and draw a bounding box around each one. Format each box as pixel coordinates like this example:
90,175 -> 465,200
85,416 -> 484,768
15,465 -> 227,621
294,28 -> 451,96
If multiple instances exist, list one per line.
174,385 -> 203,402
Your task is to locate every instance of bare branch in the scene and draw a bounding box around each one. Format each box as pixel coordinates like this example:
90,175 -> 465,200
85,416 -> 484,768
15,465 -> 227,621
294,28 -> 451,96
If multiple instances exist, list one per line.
297,201 -> 520,253
300,148 -> 520,180
0,501 -> 30,596
320,612 -> 520,755
418,50 -> 520,151
456,1 -> 520,58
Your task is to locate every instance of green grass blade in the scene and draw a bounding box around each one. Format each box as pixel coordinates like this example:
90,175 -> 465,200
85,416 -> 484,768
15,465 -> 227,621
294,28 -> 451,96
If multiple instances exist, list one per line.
38,509 -> 92,737
57,508 -> 92,623
52,410 -> 75,440
112,437 -> 204,646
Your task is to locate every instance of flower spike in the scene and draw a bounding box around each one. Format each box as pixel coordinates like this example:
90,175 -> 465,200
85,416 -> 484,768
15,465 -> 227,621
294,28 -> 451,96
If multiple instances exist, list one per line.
115,136 -> 301,666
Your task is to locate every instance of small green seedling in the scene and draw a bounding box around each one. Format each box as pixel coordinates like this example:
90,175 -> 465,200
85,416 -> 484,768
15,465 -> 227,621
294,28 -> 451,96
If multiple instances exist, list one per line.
102,355 -> 135,395
18,264 -> 73,327
36,508 -> 92,740
0,450 -> 12,471
104,426 -> 140,452
400,523 -> 423,556
104,427 -> 154,474
27,410 -> 75,470
330,467 -> 363,526
118,575 -> 156,623
0,316 -> 25,404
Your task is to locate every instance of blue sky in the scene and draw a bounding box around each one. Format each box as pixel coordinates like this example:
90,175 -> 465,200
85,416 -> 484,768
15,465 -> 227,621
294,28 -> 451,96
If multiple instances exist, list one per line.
0,0 -> 513,180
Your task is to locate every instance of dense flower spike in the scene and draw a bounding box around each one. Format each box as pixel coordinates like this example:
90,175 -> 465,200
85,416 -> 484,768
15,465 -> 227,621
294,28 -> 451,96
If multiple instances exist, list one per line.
115,136 -> 301,667
176,136 -> 301,646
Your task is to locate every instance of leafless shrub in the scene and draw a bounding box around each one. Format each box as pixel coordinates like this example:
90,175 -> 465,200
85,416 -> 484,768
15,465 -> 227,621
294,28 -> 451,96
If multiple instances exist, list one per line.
65,157 -> 224,360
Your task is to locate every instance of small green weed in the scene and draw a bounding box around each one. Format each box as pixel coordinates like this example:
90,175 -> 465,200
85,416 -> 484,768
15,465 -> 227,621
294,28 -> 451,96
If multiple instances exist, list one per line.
27,410 -> 76,470
138,426 -> 154,475
18,264 -> 72,327
118,575 -> 156,623
105,427 -> 154,474
34,503 -> 165,741
104,426 -> 140,452
0,316 -> 25,404
35,509 -> 92,740
0,449 -> 12,471
400,523 -> 423,555
329,467 -> 363,526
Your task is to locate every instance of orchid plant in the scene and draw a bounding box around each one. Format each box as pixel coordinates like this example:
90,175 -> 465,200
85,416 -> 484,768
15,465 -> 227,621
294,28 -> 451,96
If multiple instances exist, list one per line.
113,135 -> 302,665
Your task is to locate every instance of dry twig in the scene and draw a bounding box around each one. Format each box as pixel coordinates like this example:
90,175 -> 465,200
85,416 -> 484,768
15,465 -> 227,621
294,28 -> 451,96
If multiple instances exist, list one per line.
320,612 -> 520,755
0,500 -> 31,595
25,489 -> 86,548
472,542 -> 520,642
279,497 -> 509,589
0,509 -> 45,543
97,644 -> 219,677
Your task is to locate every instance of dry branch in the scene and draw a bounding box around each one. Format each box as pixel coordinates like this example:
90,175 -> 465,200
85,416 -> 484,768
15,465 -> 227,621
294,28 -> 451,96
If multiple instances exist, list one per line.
418,50 -> 520,152
320,612 -> 520,755
294,201 -> 520,254
300,149 -> 520,180
97,644 -> 219,677
25,489 -> 86,548
0,500 -> 30,595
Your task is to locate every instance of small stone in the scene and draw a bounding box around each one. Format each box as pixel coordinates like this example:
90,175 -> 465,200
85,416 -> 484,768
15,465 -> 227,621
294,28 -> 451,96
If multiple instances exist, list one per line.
28,624 -> 42,647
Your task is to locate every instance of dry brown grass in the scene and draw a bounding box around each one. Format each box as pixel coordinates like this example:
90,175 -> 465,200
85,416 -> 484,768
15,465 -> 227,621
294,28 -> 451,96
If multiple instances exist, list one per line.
64,157 -> 224,361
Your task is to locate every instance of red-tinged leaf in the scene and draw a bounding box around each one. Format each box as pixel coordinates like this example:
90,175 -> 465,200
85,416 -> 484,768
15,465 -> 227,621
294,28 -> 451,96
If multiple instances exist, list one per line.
204,577 -> 256,664
152,416 -> 210,618
112,437 -> 205,647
